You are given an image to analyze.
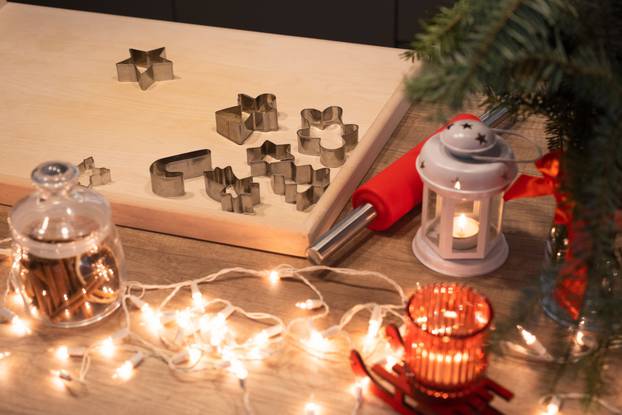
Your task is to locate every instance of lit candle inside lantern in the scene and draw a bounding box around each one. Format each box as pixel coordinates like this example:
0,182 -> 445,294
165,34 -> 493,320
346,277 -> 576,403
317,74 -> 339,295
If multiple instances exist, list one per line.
404,283 -> 492,399
452,214 -> 479,250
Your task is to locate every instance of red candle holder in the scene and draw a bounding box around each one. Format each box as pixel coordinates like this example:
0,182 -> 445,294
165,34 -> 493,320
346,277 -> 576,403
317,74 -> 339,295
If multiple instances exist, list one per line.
404,282 -> 493,399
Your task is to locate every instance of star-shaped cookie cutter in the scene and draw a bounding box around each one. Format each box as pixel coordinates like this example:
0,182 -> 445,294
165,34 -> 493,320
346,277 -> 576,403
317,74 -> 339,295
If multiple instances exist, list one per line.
246,140 -> 294,177
297,106 -> 359,168
149,149 -> 212,197
215,93 -> 279,145
77,157 -> 112,188
269,162 -> 330,211
116,47 -> 174,91
204,166 -> 260,213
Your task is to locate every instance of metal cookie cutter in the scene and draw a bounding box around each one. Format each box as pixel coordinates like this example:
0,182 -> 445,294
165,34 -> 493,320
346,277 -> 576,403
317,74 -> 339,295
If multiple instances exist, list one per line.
246,140 -> 294,177
297,106 -> 359,168
204,166 -> 260,213
149,149 -> 212,197
116,47 -> 174,91
215,93 -> 278,145
270,162 -> 330,211
77,157 -> 111,187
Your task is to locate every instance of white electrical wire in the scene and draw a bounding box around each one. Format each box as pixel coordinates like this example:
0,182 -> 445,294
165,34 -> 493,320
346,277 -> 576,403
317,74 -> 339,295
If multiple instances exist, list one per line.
0,259 -> 407,414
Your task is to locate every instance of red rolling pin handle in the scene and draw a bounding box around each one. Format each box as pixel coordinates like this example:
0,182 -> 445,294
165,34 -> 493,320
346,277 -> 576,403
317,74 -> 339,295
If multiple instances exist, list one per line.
352,113 -> 481,231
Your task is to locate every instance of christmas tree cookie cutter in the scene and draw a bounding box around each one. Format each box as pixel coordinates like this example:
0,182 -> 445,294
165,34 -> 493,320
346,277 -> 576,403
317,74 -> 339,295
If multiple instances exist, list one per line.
246,140 -> 330,210
204,166 -> 260,213
246,140 -> 294,176
215,93 -> 279,145
149,149 -> 212,197
77,157 -> 111,187
116,47 -> 174,91
297,106 -> 359,168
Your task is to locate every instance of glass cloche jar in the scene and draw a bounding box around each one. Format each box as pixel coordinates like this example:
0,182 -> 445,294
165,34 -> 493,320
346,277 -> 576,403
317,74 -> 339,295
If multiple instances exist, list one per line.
8,161 -> 125,328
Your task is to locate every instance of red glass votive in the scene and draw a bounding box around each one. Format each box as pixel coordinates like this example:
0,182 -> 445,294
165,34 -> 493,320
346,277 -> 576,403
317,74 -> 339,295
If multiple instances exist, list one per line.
404,283 -> 493,399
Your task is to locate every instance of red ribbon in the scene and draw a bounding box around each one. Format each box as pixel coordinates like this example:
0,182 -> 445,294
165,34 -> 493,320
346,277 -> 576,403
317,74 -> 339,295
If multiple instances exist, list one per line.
503,151 -> 586,320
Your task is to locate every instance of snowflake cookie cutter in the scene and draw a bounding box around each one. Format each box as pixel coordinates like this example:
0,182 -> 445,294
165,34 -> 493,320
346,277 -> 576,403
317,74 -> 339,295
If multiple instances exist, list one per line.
204,166 -> 260,213
149,149 -> 212,197
116,47 -> 174,91
246,140 -> 294,176
269,162 -> 330,211
297,106 -> 359,168
215,93 -> 279,145
77,157 -> 112,188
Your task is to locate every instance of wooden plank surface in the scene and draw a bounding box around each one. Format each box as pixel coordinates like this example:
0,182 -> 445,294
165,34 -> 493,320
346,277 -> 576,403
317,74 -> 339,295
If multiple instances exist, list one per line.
0,2 -> 412,257
1,105 -> 619,415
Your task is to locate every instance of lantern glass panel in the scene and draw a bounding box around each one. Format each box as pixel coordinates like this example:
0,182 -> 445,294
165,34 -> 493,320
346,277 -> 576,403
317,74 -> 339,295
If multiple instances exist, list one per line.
486,194 -> 504,253
424,188 -> 442,248
452,199 -> 481,251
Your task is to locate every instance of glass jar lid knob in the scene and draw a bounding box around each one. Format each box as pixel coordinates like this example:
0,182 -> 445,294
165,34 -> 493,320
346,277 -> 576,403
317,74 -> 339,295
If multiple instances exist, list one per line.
31,161 -> 79,191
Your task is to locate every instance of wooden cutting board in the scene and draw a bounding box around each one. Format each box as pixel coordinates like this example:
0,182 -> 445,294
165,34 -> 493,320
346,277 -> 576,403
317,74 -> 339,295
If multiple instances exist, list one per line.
0,2 -> 414,257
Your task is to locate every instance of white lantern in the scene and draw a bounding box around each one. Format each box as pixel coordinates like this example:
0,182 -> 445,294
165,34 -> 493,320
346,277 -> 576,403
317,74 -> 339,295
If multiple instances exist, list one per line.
412,119 -> 518,277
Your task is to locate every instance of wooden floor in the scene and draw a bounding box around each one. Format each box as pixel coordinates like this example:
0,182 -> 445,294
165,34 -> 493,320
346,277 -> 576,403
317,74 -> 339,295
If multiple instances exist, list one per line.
0,105 -> 619,414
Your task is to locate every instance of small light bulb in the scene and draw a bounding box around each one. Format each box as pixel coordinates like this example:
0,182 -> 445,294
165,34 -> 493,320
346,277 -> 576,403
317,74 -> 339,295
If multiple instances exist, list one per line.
114,361 -> 134,381
0,351 -> 10,360
191,282 -> 205,310
113,352 -> 143,381
55,346 -> 69,361
229,359 -> 248,381
541,395 -> 562,415
187,345 -> 202,366
296,299 -> 323,310
517,325 -> 550,357
254,331 -> 269,347
306,330 -> 329,352
384,355 -> 398,370
176,308 -> 194,332
268,270 -> 280,285
99,337 -> 116,358
10,316 -> 31,336
10,291 -> 23,307
304,401 -> 320,415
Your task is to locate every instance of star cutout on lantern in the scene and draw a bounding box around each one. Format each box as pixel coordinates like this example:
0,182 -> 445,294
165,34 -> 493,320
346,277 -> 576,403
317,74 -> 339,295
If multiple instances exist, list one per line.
476,133 -> 487,145
452,177 -> 462,190
447,123 -> 454,130
419,160 -> 425,169
116,47 -> 174,90
462,122 -> 472,129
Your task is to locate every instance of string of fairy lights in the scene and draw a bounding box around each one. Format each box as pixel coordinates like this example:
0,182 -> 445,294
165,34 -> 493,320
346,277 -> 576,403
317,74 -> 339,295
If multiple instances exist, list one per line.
0,237 -> 620,414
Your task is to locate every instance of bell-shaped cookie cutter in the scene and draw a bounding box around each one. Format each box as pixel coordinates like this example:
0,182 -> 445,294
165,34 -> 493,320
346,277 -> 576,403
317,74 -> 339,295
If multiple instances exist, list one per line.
297,106 -> 359,168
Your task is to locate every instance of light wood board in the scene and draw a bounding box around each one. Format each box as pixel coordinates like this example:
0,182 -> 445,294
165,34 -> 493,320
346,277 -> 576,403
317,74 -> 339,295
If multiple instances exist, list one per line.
0,3 -> 414,256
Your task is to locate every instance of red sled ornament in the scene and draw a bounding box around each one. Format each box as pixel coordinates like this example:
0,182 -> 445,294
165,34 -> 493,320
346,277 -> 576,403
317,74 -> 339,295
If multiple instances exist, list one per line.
350,325 -> 513,415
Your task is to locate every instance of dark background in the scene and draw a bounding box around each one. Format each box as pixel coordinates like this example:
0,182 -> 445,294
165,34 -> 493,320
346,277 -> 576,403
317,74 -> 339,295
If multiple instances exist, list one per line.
8,0 -> 452,48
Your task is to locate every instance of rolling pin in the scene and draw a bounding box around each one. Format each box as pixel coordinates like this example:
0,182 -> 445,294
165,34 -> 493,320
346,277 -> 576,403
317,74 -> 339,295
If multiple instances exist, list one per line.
307,107 -> 511,264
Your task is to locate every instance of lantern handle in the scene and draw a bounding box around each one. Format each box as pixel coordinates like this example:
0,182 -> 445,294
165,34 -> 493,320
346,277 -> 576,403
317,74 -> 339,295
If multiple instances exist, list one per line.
469,129 -> 543,164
